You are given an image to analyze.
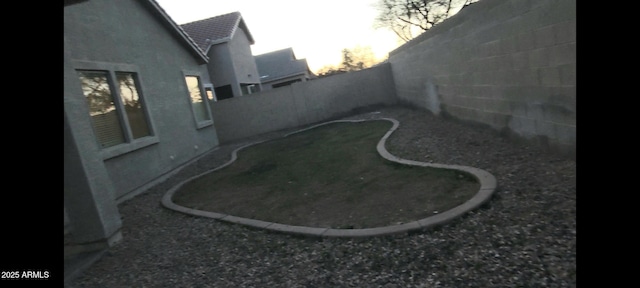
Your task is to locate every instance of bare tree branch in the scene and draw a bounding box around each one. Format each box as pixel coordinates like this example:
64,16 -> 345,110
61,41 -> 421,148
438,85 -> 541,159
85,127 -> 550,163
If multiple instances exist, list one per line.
374,0 -> 480,42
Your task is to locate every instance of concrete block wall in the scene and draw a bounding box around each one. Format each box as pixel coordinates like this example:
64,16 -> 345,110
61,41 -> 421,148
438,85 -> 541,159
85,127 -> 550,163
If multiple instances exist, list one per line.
211,63 -> 397,143
388,0 -> 576,157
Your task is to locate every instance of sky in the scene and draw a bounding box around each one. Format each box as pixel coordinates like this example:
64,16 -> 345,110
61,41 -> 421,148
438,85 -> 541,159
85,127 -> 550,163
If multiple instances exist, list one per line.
155,0 -> 403,73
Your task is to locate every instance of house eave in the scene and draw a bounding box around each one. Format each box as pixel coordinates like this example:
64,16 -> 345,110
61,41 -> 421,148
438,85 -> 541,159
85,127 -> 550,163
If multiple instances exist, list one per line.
207,37 -> 231,48
233,15 -> 255,45
143,0 -> 209,64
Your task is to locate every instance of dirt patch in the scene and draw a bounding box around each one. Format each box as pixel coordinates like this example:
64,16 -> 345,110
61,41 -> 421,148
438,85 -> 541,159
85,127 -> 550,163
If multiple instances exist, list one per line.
173,120 -> 480,229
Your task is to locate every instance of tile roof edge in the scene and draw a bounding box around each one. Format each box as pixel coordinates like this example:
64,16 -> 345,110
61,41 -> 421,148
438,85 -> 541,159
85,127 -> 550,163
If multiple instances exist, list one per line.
181,11 -> 254,49
144,0 -> 209,64
208,37 -> 232,47
227,14 -> 241,44
235,13 -> 255,45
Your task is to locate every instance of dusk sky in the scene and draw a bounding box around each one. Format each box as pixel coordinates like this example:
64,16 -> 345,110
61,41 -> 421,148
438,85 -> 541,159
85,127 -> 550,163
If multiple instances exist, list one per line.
155,0 -> 403,72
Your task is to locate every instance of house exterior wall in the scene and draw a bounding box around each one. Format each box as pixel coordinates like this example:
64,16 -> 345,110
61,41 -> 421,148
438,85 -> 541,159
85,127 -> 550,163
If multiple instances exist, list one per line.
210,63 -> 397,143
64,58 -> 123,244
388,0 -> 576,157
65,0 -> 220,203
206,28 -> 261,98
207,44 -> 236,89
229,29 -> 261,89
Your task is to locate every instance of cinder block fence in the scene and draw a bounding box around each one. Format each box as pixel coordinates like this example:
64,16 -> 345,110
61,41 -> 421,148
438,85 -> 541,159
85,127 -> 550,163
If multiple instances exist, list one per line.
211,0 -> 576,158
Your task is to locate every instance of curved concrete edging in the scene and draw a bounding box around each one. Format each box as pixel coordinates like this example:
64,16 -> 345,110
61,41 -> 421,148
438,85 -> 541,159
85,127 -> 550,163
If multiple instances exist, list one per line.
161,117 -> 497,238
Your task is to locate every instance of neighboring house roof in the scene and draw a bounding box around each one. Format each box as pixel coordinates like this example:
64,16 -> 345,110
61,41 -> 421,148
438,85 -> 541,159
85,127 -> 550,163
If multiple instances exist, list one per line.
255,48 -> 314,83
140,0 -> 209,64
180,12 -> 255,54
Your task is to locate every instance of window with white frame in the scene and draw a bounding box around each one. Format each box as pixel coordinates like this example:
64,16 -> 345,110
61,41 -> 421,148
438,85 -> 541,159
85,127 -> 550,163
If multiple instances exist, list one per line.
204,84 -> 217,102
184,74 -> 213,128
77,69 -> 154,149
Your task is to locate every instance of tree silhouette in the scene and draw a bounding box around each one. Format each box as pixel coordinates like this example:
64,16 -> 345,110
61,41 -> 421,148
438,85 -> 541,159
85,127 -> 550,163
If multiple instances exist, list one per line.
78,71 -> 114,115
317,46 -> 381,77
117,73 -> 141,108
374,0 -> 478,42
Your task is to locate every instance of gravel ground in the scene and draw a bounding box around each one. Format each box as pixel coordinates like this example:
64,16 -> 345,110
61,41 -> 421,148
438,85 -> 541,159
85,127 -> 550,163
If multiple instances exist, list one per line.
65,105 -> 576,287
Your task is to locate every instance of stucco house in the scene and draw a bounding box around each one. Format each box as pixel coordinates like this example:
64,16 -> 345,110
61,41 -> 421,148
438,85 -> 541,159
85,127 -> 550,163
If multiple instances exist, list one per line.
64,0 -> 220,256
181,12 -> 262,100
255,47 -> 316,90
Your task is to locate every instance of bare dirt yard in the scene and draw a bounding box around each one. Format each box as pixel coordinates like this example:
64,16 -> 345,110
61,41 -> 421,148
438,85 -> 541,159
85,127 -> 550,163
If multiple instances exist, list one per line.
172,120 -> 480,229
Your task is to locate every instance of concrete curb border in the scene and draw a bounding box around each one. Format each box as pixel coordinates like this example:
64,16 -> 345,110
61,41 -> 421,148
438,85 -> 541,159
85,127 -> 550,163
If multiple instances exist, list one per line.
161,117 -> 497,238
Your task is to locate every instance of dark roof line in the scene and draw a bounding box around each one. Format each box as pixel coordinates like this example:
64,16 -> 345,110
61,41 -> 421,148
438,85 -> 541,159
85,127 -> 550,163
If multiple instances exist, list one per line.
142,0 -> 209,64
255,48 -> 315,82
180,12 -> 255,54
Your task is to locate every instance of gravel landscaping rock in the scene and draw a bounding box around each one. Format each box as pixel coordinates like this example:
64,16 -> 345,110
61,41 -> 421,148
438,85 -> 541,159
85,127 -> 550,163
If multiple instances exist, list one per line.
65,105 -> 576,287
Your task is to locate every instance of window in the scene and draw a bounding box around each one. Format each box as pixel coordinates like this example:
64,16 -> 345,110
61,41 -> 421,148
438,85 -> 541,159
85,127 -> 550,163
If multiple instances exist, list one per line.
78,71 -> 125,148
73,61 -> 158,159
184,74 -> 213,128
78,70 -> 153,149
117,72 -> 152,139
204,84 -> 217,102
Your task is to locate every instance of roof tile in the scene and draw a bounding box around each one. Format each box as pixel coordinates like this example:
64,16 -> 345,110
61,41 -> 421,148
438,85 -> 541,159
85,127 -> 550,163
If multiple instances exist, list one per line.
180,12 -> 246,52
